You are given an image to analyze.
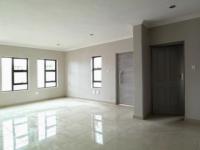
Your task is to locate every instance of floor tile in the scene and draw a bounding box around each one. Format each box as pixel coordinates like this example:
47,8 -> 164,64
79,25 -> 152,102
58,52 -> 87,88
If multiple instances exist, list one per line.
0,98 -> 199,150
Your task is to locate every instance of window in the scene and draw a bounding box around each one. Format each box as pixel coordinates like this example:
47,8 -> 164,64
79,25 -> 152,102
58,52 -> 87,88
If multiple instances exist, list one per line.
37,59 -> 57,88
1,58 -> 28,91
92,56 -> 102,88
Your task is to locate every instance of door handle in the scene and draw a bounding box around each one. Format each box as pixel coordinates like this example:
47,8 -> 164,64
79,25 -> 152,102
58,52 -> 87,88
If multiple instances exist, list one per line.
119,71 -> 123,84
180,73 -> 184,81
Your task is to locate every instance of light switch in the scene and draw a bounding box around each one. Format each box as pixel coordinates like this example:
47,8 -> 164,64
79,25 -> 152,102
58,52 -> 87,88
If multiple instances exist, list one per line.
96,90 -> 100,95
192,65 -> 196,70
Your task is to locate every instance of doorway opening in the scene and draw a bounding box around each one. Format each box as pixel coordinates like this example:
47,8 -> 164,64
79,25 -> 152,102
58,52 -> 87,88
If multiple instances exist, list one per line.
151,42 -> 185,116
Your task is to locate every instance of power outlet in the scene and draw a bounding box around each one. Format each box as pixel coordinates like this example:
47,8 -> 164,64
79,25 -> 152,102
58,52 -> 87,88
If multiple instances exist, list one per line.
96,90 -> 100,95
92,90 -> 96,95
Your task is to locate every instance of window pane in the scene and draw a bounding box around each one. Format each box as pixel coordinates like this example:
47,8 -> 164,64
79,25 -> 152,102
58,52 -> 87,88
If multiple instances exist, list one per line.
14,72 -> 27,83
46,60 -> 56,70
14,84 -> 27,91
46,72 -> 56,81
2,58 -> 12,91
37,60 -> 45,88
14,59 -> 27,70
94,70 -> 102,81
94,57 -> 102,68
93,82 -> 102,88
46,82 -> 56,88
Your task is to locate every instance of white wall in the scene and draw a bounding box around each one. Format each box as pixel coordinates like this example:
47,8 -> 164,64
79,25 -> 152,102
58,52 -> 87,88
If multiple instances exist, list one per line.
65,38 -> 133,103
0,45 -> 66,107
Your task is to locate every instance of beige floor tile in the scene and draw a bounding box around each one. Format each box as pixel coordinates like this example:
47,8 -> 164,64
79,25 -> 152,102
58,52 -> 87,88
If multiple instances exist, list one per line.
0,98 -> 199,150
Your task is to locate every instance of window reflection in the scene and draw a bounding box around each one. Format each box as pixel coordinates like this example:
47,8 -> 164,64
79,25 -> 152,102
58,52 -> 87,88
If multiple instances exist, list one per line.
2,117 -> 29,150
38,111 -> 57,141
92,114 -> 104,145
1,111 -> 57,150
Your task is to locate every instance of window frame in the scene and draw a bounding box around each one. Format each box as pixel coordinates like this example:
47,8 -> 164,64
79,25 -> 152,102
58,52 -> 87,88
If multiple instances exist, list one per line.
92,56 -> 102,88
1,57 -> 28,91
38,59 -> 57,88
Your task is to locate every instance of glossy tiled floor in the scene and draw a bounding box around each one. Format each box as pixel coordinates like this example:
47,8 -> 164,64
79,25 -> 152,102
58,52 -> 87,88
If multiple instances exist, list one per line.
0,98 -> 200,150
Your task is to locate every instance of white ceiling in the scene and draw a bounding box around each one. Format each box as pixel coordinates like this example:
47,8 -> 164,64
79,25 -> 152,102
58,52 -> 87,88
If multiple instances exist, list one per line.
0,0 -> 200,51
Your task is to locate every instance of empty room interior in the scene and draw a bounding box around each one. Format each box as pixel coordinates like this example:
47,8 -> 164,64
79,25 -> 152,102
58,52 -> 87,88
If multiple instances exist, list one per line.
0,0 -> 200,150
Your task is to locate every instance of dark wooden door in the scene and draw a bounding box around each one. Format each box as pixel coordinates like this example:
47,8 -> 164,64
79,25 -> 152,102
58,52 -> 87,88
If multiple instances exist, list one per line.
152,44 -> 184,115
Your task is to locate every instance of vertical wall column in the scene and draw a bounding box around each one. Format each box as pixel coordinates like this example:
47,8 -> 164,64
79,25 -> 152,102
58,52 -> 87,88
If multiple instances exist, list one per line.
133,24 -> 151,119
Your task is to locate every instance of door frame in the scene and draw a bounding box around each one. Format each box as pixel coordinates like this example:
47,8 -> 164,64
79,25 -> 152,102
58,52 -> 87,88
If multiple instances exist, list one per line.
115,52 -> 134,107
150,41 -> 185,116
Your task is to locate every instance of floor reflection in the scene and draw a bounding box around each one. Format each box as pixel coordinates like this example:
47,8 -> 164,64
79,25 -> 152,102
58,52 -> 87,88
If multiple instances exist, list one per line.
92,114 -> 104,145
1,110 -> 57,150
2,117 -> 29,150
38,111 -> 57,141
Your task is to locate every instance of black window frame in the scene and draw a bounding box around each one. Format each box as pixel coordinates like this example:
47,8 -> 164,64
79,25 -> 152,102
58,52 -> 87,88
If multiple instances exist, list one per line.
92,56 -> 102,88
38,59 -> 57,88
2,57 -> 28,91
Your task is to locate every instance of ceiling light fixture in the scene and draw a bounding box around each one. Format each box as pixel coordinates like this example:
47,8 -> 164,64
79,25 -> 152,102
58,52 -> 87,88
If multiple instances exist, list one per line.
89,33 -> 94,36
169,4 -> 176,9
56,43 -> 60,46
169,0 -> 176,9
